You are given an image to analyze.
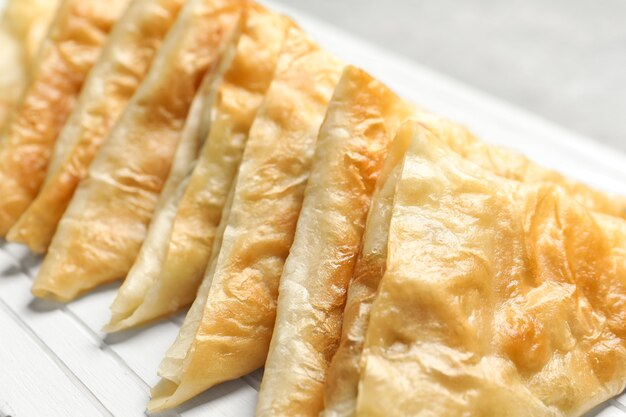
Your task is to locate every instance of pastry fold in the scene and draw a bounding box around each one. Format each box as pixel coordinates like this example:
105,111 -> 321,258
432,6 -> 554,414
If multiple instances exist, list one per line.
0,0 -> 60,129
324,113 -> 626,417
355,122 -> 626,416
7,0 -> 186,253
0,0 -> 132,235
321,118 -> 411,417
31,0 -> 245,301
106,4 -> 290,333
148,26 -> 343,412
257,66 -> 413,417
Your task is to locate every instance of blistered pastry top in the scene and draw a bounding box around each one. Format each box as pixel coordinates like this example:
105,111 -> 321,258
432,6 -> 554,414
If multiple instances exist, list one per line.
31,0 -> 244,301
357,122 -> 626,417
259,65 -> 413,417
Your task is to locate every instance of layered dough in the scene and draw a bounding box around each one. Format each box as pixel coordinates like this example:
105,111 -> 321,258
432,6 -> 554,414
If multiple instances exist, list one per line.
322,125 -> 411,417
106,5 -> 290,332
356,122 -> 626,416
148,27 -> 344,412
0,0 -> 622,412
0,0 -> 60,129
31,0 -> 245,301
257,66 -> 414,417
7,0 -> 186,253
324,113 -> 626,417
415,111 -> 626,219
0,0 -> 132,235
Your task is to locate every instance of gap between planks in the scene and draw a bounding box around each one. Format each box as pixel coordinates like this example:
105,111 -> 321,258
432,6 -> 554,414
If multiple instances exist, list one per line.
0,298 -> 114,417
0,241 -> 261,416
0,241 -> 263,393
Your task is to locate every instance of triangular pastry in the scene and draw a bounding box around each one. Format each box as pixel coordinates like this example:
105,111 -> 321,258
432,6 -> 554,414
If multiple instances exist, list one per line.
413,111 -> 626,220
7,0 -> 186,253
322,126 -> 412,417
324,115 -> 626,417
148,27 -> 344,411
106,5 -> 292,333
0,0 -> 60,129
257,66 -> 413,417
356,122 -> 626,416
0,0 -> 132,235
31,0 -> 245,301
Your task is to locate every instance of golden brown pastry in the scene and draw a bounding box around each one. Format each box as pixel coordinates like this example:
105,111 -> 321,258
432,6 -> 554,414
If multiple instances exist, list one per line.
324,114 -> 626,417
148,27 -> 343,412
31,0 -> 245,301
322,125 -> 411,417
0,0 -> 60,129
356,122 -> 626,417
7,0 -> 186,253
413,111 -> 626,219
106,5 -> 290,333
0,0 -> 132,235
256,66 -> 413,417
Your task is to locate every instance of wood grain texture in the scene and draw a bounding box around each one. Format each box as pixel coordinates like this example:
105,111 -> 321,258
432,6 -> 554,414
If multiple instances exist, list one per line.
1,0 -> 626,416
0,300 -> 105,417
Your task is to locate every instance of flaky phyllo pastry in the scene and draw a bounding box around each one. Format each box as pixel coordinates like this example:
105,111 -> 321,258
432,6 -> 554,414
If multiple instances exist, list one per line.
323,126 -> 411,417
414,111 -> 626,220
106,5 -> 292,333
0,0 -> 132,236
148,27 -> 344,411
0,0 -> 624,413
257,66 -> 413,417
7,0 -> 186,253
324,115 -> 626,417
0,0 -> 59,129
354,122 -> 626,417
31,0 -> 245,301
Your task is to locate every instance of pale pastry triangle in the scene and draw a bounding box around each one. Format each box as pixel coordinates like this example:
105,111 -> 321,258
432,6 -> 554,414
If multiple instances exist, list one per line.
106,6 -> 292,333
7,0 -> 186,253
356,122 -> 626,416
0,0 -> 60,129
148,27 -> 344,412
324,114 -> 626,417
414,111 -> 626,220
256,66 -> 413,417
0,0 -> 132,235
31,0 -> 245,301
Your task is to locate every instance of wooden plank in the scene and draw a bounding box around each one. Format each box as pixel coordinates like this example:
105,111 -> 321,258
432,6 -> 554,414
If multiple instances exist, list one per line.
70,286 -> 185,385
0,260 -> 153,417
65,285 -> 260,416
0,244 -> 259,416
595,406 -> 626,417
179,379 -> 258,417
0,301 -> 105,417
614,394 -> 626,411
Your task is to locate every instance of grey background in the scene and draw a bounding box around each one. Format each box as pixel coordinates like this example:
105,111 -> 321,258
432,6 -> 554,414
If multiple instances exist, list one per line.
275,0 -> 625,152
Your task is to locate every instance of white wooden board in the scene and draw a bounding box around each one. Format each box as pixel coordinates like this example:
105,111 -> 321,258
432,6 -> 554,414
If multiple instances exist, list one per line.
1,0 -> 626,416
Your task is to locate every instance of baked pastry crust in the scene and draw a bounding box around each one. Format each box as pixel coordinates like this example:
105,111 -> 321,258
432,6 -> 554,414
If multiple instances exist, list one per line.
0,0 -> 59,129
0,0 -> 132,235
414,111 -> 626,219
31,0 -> 245,301
322,121 -> 411,417
7,0 -> 186,253
324,114 -> 626,417
106,5 -> 290,333
257,66 -> 413,417
356,122 -> 626,416
148,26 -> 343,412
